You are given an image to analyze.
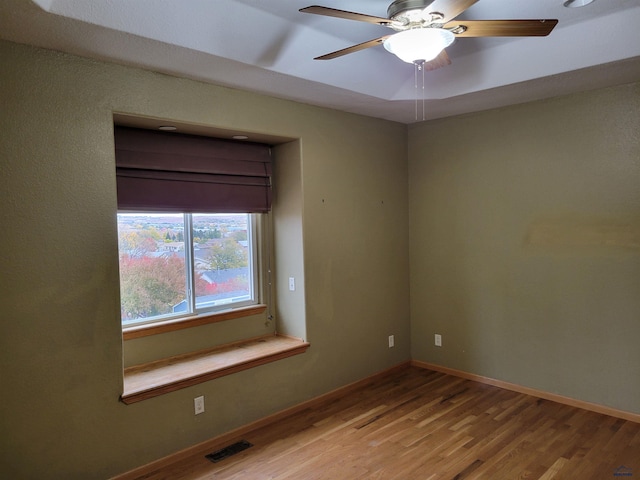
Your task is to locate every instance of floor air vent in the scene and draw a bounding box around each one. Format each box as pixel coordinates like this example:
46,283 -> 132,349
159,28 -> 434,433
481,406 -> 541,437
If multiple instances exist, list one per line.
205,440 -> 253,463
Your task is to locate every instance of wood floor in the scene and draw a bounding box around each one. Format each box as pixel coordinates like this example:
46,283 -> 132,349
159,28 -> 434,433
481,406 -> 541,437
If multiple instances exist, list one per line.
136,367 -> 640,479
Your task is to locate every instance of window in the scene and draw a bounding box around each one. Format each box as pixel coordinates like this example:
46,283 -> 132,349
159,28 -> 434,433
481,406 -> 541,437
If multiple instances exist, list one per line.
117,212 -> 259,327
113,125 -> 273,331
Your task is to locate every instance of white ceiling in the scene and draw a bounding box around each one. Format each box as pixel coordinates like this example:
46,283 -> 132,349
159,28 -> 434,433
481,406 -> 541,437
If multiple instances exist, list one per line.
2,0 -> 640,123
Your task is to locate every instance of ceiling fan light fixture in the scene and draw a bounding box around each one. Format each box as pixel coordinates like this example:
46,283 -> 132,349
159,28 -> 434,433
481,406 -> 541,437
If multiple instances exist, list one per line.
383,28 -> 454,64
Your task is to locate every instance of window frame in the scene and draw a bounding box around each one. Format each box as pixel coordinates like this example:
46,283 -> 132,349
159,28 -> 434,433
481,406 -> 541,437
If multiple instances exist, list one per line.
118,211 -> 263,331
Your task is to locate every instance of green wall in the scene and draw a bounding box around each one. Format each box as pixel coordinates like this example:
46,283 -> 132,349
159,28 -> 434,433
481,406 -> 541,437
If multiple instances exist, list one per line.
408,82 -> 640,414
2,37 -> 638,479
0,41 -> 410,479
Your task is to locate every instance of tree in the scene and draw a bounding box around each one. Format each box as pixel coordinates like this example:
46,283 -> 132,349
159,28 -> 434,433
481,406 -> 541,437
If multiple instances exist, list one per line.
119,254 -> 186,320
118,231 -> 158,258
193,228 -> 221,243
207,238 -> 247,271
199,275 -> 249,296
232,230 -> 247,242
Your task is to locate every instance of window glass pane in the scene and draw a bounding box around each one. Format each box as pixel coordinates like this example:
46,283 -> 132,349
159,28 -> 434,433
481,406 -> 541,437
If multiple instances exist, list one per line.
117,213 -> 188,325
192,213 -> 253,310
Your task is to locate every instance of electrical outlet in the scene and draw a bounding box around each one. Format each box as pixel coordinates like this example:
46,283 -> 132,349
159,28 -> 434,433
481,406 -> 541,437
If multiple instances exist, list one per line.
388,335 -> 395,348
194,396 -> 205,415
288,277 -> 295,291
434,334 -> 442,347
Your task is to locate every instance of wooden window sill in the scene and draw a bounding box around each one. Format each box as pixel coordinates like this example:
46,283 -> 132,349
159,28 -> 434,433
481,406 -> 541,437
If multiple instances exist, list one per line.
121,334 -> 310,404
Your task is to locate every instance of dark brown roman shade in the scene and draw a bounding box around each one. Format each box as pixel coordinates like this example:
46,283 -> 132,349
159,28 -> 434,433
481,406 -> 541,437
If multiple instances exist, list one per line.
114,126 -> 272,213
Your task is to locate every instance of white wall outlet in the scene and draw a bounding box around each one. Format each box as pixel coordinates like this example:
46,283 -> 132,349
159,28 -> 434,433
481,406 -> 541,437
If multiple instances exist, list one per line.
194,396 -> 205,415
388,335 -> 395,348
434,334 -> 442,347
288,277 -> 295,291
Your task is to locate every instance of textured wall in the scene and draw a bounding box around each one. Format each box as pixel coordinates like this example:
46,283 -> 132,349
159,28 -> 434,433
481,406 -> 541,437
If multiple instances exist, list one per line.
409,82 -> 640,414
0,40 -> 409,479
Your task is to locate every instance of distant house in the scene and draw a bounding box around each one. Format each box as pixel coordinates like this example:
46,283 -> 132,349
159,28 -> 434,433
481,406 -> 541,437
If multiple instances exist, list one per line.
193,245 -> 213,270
157,241 -> 184,253
201,268 -> 249,285
172,267 -> 251,312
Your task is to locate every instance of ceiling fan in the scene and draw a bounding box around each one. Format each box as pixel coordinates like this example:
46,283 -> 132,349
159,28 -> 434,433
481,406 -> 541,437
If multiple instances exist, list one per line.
300,0 -> 558,70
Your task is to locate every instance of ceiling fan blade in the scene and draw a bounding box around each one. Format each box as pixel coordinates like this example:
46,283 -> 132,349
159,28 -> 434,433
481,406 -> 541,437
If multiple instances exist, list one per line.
423,50 -> 452,71
445,19 -> 559,37
424,0 -> 479,23
314,36 -> 392,60
300,6 -> 395,26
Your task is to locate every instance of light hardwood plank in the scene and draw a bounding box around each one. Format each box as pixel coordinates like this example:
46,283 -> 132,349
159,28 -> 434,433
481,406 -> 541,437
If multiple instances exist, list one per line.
116,367 -> 640,479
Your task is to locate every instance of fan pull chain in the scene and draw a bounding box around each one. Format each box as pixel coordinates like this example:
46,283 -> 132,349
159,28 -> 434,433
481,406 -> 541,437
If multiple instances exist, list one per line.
422,61 -> 426,121
414,61 -> 418,121
414,61 -> 426,121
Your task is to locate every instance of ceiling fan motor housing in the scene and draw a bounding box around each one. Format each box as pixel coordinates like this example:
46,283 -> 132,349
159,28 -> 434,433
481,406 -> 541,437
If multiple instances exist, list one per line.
387,0 -> 435,17
387,0 -> 442,29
